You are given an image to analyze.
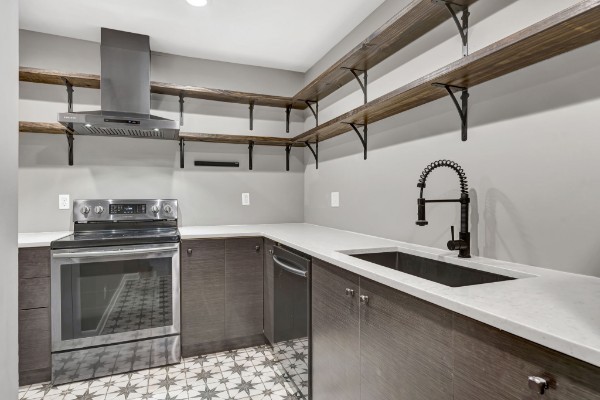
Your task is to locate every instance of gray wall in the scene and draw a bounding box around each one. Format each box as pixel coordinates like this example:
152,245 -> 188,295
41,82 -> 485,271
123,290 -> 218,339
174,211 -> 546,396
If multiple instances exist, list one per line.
304,0 -> 600,277
19,31 -> 305,232
0,0 -> 19,396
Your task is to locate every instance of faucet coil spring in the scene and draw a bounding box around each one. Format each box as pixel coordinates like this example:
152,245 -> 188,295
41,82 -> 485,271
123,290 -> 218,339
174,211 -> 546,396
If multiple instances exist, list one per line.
418,159 -> 468,195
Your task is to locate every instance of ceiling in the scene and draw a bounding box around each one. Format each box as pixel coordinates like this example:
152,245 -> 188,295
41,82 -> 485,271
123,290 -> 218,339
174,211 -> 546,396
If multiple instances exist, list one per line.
19,0 -> 387,72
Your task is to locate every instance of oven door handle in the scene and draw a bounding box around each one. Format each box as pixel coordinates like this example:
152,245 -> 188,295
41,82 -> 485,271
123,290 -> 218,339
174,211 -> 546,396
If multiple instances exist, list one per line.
52,244 -> 179,259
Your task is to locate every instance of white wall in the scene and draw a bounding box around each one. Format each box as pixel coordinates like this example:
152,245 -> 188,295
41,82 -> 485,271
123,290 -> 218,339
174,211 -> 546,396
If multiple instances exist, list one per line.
19,31 -> 305,232
304,0 -> 600,277
0,0 -> 19,397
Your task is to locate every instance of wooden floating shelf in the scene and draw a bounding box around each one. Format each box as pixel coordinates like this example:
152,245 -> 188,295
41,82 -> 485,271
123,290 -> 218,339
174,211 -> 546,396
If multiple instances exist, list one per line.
19,67 -> 304,110
293,0 -> 477,103
19,121 -> 302,147
293,0 -> 600,143
179,132 -> 303,147
19,121 -> 67,135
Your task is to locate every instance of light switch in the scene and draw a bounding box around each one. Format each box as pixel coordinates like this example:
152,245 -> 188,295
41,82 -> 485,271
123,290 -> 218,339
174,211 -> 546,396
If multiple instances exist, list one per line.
242,193 -> 250,206
331,192 -> 340,207
59,194 -> 70,210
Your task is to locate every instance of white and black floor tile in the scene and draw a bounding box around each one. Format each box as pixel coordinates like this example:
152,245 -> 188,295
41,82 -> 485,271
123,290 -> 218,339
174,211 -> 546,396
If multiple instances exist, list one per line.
19,339 -> 308,400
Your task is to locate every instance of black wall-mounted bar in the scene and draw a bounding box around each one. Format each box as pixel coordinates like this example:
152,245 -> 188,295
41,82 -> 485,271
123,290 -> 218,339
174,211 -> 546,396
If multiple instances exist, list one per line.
342,67 -> 368,104
248,141 -> 255,170
249,101 -> 255,131
179,94 -> 185,126
306,140 -> 319,169
286,105 -> 292,133
432,83 -> 469,141
285,144 -> 292,171
65,79 -> 75,166
179,139 -> 185,169
194,161 -> 240,168
305,100 -> 319,127
432,0 -> 470,57
344,122 -> 368,159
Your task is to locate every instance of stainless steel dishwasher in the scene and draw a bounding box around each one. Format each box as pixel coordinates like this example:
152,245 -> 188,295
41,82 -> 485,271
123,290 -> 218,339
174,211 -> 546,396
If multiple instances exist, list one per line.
272,245 -> 311,399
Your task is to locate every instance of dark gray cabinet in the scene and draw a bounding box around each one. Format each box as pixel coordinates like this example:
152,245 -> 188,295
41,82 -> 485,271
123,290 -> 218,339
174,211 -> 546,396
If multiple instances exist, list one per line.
454,314 -> 600,400
360,277 -> 454,400
263,238 -> 276,345
181,239 -> 226,357
312,259 -> 360,400
18,247 -> 51,385
225,238 -> 264,340
311,258 -> 600,400
181,237 -> 264,357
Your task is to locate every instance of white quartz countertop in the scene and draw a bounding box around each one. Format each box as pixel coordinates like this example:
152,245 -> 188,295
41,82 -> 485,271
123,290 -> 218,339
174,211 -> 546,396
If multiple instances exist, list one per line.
20,223 -> 600,368
18,231 -> 71,247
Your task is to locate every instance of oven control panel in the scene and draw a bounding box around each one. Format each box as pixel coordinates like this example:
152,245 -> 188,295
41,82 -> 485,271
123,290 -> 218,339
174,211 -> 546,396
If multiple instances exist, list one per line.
73,199 -> 178,222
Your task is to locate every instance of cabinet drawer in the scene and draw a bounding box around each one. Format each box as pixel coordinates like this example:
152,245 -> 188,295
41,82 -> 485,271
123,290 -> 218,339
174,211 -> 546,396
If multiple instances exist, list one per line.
19,277 -> 50,310
19,308 -> 51,373
19,247 -> 50,279
453,314 -> 600,400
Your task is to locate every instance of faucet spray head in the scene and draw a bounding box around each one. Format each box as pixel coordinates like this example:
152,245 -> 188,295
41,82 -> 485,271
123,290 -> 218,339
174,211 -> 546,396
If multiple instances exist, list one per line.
416,198 -> 428,226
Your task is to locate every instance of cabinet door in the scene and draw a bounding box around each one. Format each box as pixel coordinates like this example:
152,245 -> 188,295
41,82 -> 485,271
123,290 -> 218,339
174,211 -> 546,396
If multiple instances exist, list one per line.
225,237 -> 264,339
453,314 -> 600,400
181,239 -> 226,357
359,278 -> 454,400
312,259 -> 360,400
263,238 -> 276,345
19,308 -> 51,385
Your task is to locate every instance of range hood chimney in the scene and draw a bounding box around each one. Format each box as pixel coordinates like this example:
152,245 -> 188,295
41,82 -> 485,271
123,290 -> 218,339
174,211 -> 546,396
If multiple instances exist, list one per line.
58,28 -> 179,140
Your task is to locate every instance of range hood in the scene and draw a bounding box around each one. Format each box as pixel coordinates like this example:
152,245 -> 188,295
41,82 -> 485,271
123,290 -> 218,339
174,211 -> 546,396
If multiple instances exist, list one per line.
58,28 -> 179,140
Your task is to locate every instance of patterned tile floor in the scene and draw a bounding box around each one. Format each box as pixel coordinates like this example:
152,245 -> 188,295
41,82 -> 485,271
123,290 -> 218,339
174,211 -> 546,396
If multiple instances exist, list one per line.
19,339 -> 309,400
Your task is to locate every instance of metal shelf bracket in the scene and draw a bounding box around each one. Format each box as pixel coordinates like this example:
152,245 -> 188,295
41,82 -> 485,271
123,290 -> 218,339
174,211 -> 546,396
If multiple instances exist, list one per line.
433,82 -> 469,141
248,140 -> 255,170
64,79 -> 75,166
342,68 -> 368,104
179,139 -> 185,169
66,131 -> 74,166
179,93 -> 185,126
432,0 -> 470,57
305,100 -> 319,127
344,122 -> 368,159
305,140 -> 319,169
286,105 -> 292,133
285,144 -> 292,171
249,101 -> 255,131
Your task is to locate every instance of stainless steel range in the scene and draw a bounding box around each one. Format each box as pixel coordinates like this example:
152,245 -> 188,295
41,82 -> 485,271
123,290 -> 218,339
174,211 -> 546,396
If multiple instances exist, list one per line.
50,199 -> 181,385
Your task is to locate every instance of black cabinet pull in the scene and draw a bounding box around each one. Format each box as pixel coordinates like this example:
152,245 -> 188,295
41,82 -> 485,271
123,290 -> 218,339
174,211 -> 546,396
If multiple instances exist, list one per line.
187,248 -> 192,255
255,245 -> 261,252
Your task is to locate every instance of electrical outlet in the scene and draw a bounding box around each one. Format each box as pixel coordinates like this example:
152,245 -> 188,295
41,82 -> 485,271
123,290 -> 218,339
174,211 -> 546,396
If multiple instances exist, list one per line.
59,194 -> 70,210
331,192 -> 340,207
242,193 -> 250,206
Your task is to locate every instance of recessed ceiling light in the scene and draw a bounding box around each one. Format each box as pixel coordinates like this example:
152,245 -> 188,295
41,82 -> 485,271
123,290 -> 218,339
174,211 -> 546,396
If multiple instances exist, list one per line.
85,123 -> 92,127
154,128 -> 160,131
186,0 -> 207,7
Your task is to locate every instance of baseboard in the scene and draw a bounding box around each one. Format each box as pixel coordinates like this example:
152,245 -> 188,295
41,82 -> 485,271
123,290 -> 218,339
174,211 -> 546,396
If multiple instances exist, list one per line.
182,334 -> 267,358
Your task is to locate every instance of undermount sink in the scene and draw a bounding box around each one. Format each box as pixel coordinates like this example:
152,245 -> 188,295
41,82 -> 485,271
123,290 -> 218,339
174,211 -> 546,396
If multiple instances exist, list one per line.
349,251 -> 516,287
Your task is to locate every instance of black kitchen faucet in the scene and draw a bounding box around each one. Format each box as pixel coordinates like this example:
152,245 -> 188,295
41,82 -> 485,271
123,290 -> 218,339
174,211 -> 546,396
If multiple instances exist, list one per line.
416,160 -> 471,258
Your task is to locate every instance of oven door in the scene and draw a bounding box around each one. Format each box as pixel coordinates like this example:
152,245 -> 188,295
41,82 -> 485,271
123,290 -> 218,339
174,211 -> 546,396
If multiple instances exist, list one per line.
51,243 -> 180,352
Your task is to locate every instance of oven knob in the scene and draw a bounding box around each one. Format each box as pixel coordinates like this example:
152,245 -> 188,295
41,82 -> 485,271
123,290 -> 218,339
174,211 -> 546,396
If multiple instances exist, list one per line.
164,204 -> 173,214
151,205 -> 160,214
80,206 -> 91,215
94,206 -> 104,215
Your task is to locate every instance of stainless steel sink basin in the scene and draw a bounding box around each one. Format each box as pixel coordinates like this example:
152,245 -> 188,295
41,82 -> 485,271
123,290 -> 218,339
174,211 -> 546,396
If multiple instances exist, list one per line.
349,251 -> 516,287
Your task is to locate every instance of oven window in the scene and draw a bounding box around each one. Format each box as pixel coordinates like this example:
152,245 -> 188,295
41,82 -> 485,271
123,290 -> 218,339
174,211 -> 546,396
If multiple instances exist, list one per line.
60,257 -> 173,340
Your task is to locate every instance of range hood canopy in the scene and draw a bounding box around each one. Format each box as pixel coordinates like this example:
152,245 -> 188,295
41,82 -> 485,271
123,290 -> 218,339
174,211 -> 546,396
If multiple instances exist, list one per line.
58,28 -> 179,140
